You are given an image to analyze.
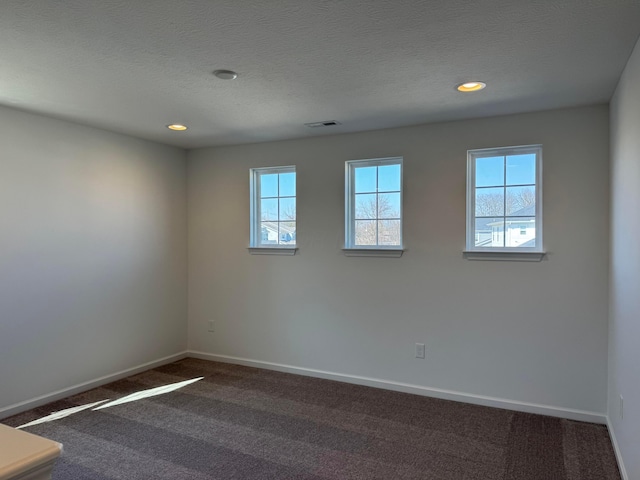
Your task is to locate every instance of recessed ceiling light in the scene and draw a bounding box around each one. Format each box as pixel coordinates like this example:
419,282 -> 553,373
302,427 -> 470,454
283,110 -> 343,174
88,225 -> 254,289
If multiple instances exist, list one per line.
456,81 -> 487,92
167,124 -> 188,131
213,69 -> 238,80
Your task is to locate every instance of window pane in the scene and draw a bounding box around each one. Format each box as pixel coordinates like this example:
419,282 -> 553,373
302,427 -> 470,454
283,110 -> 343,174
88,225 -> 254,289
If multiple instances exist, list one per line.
466,146 -> 540,253
260,174 -> 278,198
279,197 -> 296,220
506,186 -> 535,215
378,192 -> 400,219
379,220 -> 401,246
278,221 -> 296,245
261,198 -> 278,220
252,166 -> 297,248
474,217 -> 502,247
475,187 -> 504,217
476,156 -> 504,187
279,172 -> 296,197
480,217 -> 506,247
355,220 -> 377,245
506,154 -> 536,185
504,217 -> 535,247
355,194 -> 377,219
355,166 -> 377,193
260,221 -> 278,245
378,164 -> 401,192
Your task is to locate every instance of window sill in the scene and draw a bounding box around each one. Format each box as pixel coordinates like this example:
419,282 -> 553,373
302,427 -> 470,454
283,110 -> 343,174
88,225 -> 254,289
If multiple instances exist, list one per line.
343,248 -> 404,258
248,247 -> 297,256
463,250 -> 545,262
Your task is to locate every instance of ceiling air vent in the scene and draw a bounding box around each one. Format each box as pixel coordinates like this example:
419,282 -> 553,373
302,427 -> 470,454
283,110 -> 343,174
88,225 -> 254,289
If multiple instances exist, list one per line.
305,120 -> 341,128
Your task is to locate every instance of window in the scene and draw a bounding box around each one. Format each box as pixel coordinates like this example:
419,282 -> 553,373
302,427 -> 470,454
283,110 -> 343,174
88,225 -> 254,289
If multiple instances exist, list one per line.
250,166 -> 296,251
466,145 -> 542,256
345,157 -> 403,253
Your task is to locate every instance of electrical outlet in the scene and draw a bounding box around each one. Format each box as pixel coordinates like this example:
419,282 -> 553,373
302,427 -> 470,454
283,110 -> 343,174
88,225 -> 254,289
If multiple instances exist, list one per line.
207,320 -> 215,332
620,395 -> 624,419
415,343 -> 425,359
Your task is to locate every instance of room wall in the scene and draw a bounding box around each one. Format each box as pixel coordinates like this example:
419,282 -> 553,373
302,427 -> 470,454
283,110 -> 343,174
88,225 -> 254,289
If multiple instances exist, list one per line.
0,106 -> 188,412
609,35 -> 640,480
188,105 -> 610,415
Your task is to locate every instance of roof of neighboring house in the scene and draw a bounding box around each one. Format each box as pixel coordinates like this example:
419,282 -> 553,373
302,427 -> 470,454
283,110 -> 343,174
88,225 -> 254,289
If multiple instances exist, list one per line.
475,205 -> 536,230
483,205 -> 536,227
261,221 -> 296,236
475,217 -> 495,231
510,204 -> 536,217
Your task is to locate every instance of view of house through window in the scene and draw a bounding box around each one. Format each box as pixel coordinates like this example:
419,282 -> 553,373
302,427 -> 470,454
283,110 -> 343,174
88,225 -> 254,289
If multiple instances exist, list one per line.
467,145 -> 542,251
250,166 -> 296,247
346,158 -> 403,248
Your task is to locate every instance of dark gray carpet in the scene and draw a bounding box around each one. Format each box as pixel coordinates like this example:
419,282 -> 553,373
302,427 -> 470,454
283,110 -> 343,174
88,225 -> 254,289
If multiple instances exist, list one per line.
2,358 -> 621,479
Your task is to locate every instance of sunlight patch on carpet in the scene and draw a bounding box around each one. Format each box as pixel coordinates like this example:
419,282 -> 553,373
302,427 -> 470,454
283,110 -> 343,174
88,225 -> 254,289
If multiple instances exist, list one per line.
17,400 -> 110,429
92,377 -> 204,411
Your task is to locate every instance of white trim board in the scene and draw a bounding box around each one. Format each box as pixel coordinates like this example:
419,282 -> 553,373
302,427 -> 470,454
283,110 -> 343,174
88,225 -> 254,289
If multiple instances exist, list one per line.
607,417 -> 629,480
0,350 -> 607,426
188,351 -> 606,424
0,351 -> 188,420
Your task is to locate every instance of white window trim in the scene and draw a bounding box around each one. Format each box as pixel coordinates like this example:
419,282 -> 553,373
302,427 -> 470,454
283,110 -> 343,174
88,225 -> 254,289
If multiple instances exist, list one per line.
249,165 -> 297,254
463,251 -> 545,262
344,157 -> 404,256
465,145 -> 545,260
342,248 -> 404,258
247,247 -> 297,255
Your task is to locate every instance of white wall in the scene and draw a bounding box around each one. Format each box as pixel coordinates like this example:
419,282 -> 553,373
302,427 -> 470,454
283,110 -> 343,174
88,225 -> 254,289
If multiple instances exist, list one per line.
0,106 -> 187,412
188,105 -> 610,415
609,36 -> 640,480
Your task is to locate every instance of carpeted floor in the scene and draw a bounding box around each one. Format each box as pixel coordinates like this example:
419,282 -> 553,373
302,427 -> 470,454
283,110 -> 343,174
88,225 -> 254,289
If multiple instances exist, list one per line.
2,358 -> 621,479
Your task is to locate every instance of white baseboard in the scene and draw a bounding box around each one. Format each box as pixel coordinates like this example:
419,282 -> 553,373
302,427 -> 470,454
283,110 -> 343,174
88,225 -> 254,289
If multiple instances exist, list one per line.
607,416 -> 628,480
0,351 -> 189,420
1,349 -> 607,426
188,351 -> 606,424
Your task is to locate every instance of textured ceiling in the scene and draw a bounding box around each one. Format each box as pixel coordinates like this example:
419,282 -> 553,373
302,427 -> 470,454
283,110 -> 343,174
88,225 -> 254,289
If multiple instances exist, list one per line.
1,0 -> 639,148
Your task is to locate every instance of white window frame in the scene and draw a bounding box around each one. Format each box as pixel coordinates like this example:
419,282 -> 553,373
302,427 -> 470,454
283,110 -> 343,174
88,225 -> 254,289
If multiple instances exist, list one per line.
249,165 -> 297,255
344,157 -> 404,257
465,145 -> 544,261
